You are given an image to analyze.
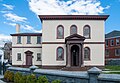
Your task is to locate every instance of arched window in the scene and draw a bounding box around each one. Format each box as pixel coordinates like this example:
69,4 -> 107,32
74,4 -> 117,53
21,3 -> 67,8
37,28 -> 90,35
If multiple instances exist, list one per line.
84,47 -> 90,60
70,25 -> 77,35
57,25 -> 64,39
83,25 -> 90,38
57,47 -> 64,60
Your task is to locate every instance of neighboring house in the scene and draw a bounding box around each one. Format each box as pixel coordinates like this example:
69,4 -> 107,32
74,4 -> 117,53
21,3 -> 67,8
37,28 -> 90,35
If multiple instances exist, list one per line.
4,42 -> 12,63
11,33 -> 42,66
11,15 -> 109,69
105,30 -> 120,65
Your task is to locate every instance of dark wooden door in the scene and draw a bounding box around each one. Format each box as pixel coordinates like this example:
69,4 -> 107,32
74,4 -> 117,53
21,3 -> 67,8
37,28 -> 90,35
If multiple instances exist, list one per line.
25,50 -> 33,66
26,54 -> 32,66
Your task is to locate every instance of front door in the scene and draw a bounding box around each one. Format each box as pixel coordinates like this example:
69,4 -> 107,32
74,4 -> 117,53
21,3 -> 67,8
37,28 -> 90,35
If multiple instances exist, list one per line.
26,54 -> 32,66
25,51 -> 33,66
71,45 -> 79,66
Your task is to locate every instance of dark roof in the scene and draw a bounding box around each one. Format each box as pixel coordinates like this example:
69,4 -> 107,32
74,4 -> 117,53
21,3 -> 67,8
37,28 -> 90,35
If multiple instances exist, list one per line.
38,15 -> 109,22
10,33 -> 42,36
105,30 -> 120,38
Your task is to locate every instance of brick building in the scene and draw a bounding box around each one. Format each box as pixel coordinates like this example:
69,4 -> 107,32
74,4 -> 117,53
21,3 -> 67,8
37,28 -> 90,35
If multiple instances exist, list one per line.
105,30 -> 120,65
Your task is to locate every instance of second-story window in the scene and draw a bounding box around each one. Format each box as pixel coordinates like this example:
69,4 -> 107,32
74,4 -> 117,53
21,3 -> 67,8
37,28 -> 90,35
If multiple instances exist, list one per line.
27,36 -> 31,44
57,25 -> 64,39
17,36 -> 21,44
70,25 -> 77,35
116,38 -> 120,45
105,40 -> 109,47
37,36 -> 41,44
110,39 -> 114,46
83,25 -> 90,39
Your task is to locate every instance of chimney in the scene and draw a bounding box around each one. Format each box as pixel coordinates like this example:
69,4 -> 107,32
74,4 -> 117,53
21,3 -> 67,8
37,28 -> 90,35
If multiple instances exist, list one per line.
16,24 -> 20,33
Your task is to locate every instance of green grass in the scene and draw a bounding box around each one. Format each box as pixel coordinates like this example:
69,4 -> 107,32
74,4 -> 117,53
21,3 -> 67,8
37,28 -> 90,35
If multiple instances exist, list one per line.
105,66 -> 120,71
106,72 -> 120,74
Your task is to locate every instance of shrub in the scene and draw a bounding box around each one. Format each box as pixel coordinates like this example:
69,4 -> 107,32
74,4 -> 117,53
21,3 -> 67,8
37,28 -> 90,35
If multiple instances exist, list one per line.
14,72 -> 22,83
26,74 -> 37,83
8,71 -> 14,82
37,75 -> 49,83
4,70 -> 10,81
4,70 -> 14,82
52,80 -> 61,83
19,75 -> 27,83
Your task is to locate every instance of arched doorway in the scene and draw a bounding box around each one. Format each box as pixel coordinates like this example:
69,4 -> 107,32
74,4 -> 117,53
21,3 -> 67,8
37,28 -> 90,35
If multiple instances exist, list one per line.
71,45 -> 79,66
65,34 -> 85,67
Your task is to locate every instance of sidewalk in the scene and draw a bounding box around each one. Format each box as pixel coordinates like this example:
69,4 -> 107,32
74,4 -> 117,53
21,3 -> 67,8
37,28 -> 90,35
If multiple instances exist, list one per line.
0,75 -> 6,83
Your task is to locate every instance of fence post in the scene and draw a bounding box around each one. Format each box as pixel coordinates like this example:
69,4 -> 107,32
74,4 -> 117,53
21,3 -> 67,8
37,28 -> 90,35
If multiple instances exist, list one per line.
29,65 -> 39,74
87,67 -> 102,83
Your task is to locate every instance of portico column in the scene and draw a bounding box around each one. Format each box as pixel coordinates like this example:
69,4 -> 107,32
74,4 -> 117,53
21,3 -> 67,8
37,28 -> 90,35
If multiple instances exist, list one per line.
66,44 -> 71,67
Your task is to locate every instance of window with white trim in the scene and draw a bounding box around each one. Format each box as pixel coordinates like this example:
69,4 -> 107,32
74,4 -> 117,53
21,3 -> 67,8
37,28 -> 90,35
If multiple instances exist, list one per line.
17,53 -> 21,61
110,39 -> 114,46
115,49 -> 120,56
37,53 -> 41,61
27,36 -> 31,44
17,36 -> 21,44
116,38 -> 120,45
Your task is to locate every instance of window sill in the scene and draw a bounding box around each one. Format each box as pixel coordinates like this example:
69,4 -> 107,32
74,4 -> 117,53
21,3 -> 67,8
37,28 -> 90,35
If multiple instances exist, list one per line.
36,60 -> 42,61
36,43 -> 41,44
17,60 -> 22,61
56,37 -> 64,39
17,43 -> 22,44
85,37 -> 91,39
56,59 -> 64,61
26,43 -> 31,44
84,59 -> 90,61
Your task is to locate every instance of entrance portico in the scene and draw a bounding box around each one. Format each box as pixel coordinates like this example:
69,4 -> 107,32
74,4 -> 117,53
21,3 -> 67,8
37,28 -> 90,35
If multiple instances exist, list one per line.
65,34 -> 85,67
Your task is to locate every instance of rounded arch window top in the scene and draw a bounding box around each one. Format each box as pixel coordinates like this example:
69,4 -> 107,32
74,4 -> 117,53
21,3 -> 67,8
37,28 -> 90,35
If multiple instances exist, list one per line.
83,25 -> 91,39
57,25 -> 64,39
70,25 -> 77,35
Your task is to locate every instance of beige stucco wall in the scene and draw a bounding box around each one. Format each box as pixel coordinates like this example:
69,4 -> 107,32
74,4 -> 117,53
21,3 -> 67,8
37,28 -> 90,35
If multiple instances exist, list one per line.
42,20 -> 104,42
42,44 -> 66,66
12,48 -> 42,65
42,19 -> 105,66
83,44 -> 104,66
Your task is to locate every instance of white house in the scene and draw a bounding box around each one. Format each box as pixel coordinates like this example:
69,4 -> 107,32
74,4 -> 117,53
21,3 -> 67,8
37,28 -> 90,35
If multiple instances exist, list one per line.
11,15 -> 109,69
11,24 -> 42,67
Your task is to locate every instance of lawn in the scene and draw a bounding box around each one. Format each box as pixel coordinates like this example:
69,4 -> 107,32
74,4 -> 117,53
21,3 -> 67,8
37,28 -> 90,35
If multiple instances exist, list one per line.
104,66 -> 120,74
105,65 -> 120,71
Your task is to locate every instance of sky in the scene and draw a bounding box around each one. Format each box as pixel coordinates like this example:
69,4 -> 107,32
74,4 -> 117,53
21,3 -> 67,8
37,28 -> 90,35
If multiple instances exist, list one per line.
0,0 -> 120,46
